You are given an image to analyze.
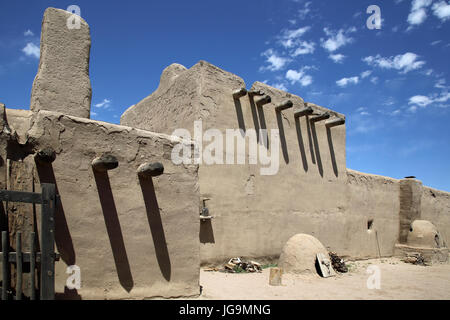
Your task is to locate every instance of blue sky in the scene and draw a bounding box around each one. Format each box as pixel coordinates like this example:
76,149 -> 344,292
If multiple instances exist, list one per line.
0,0 -> 449,191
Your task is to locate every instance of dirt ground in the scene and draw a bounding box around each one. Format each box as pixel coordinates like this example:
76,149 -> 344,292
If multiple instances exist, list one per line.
195,257 -> 450,300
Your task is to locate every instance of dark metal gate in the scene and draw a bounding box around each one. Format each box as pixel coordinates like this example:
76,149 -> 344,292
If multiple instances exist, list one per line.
0,183 -> 58,300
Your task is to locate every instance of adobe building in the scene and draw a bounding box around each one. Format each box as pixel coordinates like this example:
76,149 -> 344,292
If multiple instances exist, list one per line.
0,8 -> 448,299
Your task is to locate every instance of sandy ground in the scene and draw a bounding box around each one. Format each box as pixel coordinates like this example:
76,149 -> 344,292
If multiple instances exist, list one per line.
194,258 -> 450,300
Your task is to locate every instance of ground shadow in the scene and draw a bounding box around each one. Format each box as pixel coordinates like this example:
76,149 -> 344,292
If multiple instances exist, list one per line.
326,127 -> 338,177
276,111 -> 289,164
310,121 -> 324,177
138,176 -> 171,281
199,219 -> 215,244
35,162 -> 75,266
233,98 -> 246,136
93,170 -> 134,292
55,287 -> 82,300
294,117 -> 308,172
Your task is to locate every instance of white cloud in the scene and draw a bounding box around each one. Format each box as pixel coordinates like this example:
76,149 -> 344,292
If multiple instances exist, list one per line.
272,83 -> 288,91
22,42 -> 40,58
408,8 -> 428,25
278,26 -> 315,57
356,107 -> 371,116
336,76 -> 359,87
432,1 -> 450,21
431,40 -> 442,45
407,91 -> 450,108
286,68 -> 313,86
292,41 -> 315,56
370,76 -> 379,84
408,105 -> 418,113
94,98 -> 112,108
407,0 -> 433,26
363,52 -> 425,73
260,49 -> 290,72
283,26 -> 311,40
408,95 -> 433,107
329,53 -> 345,63
435,78 -> 447,89
298,1 -> 312,20
320,27 -> 355,52
360,70 -> 372,79
434,91 -> 450,103
412,0 -> 433,12
24,30 -> 34,36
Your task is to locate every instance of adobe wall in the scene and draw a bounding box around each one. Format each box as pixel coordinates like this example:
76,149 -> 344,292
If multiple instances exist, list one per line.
345,169 -> 400,258
122,61 -> 450,264
122,61 -> 352,263
421,187 -> 450,247
3,109 -> 200,299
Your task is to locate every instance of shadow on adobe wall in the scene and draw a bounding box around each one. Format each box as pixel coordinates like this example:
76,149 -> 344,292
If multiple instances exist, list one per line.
326,127 -> 339,177
200,219 -> 215,244
35,162 -> 76,267
138,176 -> 171,282
276,110 -> 289,164
310,121 -> 326,177
233,98 -> 246,135
295,117 -> 308,172
93,170 -> 134,292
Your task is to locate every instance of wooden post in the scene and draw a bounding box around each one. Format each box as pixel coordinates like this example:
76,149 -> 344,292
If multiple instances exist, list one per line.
40,183 -> 56,300
2,231 -> 9,300
15,232 -> 22,300
30,232 -> 36,300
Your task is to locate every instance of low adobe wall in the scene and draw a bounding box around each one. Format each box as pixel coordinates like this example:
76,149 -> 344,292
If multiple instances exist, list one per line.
4,109 -> 200,299
421,187 -> 450,247
345,169 -> 400,259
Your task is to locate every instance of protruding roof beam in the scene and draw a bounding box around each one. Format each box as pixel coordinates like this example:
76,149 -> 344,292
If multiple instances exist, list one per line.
137,162 -> 164,178
232,88 -> 247,100
293,106 -> 313,118
275,100 -> 293,112
310,112 -> 331,123
325,117 -> 345,128
34,148 -> 56,164
255,95 -> 271,106
247,89 -> 265,97
92,154 -> 118,172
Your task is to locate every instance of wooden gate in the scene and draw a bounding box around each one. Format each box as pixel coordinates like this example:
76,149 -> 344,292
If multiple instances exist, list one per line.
0,183 -> 58,300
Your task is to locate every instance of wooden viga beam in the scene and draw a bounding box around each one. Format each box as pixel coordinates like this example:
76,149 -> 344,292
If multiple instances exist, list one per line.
293,106 -> 313,118
275,100 -> 293,112
91,154 -> 119,172
34,147 -> 56,164
310,112 -> 331,123
232,88 -> 247,99
325,117 -> 345,128
137,162 -> 164,178
255,95 -> 271,106
247,89 -> 265,97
